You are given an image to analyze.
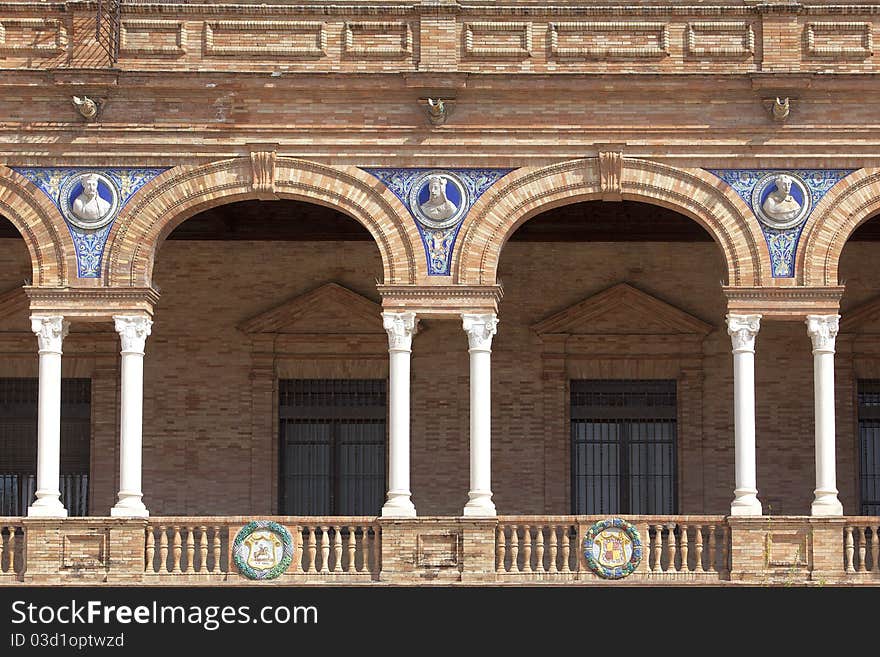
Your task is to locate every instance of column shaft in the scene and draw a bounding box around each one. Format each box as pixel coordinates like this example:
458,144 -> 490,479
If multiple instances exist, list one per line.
381,311 -> 417,517
807,315 -> 843,516
28,316 -> 69,517
727,314 -> 762,516
112,315 -> 152,517
462,313 -> 498,517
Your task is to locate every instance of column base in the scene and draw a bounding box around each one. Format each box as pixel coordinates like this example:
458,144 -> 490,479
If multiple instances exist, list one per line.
811,490 -> 843,516
463,491 -> 496,517
730,489 -> 762,516
381,491 -> 417,518
111,492 -> 149,518
27,492 -> 67,518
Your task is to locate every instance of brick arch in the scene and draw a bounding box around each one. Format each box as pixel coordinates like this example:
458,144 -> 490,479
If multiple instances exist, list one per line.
104,157 -> 420,287
798,168 -> 880,287
453,158 -> 766,287
0,166 -> 73,287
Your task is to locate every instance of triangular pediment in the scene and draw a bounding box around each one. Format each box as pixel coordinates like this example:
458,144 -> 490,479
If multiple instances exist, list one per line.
842,295 -> 880,333
532,283 -> 712,336
238,283 -> 383,334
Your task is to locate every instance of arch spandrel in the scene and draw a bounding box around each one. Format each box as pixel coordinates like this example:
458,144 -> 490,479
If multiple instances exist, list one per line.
104,158 -> 421,288
452,158 -> 767,288
798,168 -> 880,287
0,165 -> 74,287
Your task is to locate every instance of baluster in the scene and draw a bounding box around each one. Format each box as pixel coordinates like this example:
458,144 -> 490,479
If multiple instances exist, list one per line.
679,524 -> 689,572
355,528 -> 365,574
707,525 -> 717,573
333,528 -> 343,573
721,525 -> 730,575
212,526 -> 222,573
496,526 -> 506,572
145,528 -> 155,573
307,528 -> 317,573
8,530 -> 16,575
346,527 -> 356,573
535,526 -> 545,574
509,526 -> 520,573
185,527 -> 195,573
845,526 -> 855,573
665,524 -> 676,573
319,527 -> 330,574
859,528 -> 868,572
522,525 -> 532,573
561,527 -> 571,573
371,525 -> 380,575
159,526 -> 169,574
171,526 -> 182,573
0,529 -> 6,574
548,526 -> 558,574
695,526 -> 705,573
198,526 -> 208,574
652,525 -> 663,572
873,527 -> 880,573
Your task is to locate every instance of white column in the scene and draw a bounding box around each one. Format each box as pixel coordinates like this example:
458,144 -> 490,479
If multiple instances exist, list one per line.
462,313 -> 498,517
111,315 -> 152,518
381,311 -> 418,517
27,315 -> 70,517
806,314 -> 844,516
726,314 -> 763,516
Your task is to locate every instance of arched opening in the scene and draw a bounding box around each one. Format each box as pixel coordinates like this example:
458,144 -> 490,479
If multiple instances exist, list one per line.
0,215 -> 90,518
124,200 -> 388,517
488,200 -> 815,515
834,214 -> 880,515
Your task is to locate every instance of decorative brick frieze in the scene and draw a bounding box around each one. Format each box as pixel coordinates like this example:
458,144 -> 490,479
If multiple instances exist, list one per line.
686,21 -> 755,57
0,17 -> 67,54
805,21 -> 873,58
119,19 -> 187,57
204,20 -> 327,58
549,21 -> 669,59
343,21 -> 413,57
464,21 -> 532,58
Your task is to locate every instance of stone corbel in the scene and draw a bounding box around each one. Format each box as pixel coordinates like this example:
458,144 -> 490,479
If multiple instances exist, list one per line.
598,151 -> 623,201
250,151 -> 278,200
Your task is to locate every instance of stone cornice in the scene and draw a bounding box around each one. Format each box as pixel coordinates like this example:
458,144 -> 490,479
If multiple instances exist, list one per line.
378,284 -> 502,316
723,285 -> 844,319
24,286 -> 160,320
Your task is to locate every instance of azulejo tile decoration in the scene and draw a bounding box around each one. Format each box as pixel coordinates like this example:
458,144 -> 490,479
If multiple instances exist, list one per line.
363,168 -> 514,275
232,520 -> 294,581
708,169 -> 853,278
583,517 -> 642,579
13,167 -> 168,278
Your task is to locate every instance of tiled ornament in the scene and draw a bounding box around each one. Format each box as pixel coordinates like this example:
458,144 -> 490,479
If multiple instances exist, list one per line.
708,169 -> 853,278
13,167 -> 168,278
364,168 -> 514,275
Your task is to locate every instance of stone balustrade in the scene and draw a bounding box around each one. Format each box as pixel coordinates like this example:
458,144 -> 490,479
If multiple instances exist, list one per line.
3,515 -> 880,585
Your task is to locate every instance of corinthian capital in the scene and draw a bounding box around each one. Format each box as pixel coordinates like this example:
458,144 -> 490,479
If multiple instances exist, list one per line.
382,311 -> 418,351
462,313 -> 498,351
726,313 -> 761,354
806,314 -> 840,354
31,315 -> 69,354
114,315 -> 153,354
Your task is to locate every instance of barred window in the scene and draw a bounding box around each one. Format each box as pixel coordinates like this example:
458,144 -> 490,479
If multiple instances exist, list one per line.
571,380 -> 677,515
858,380 -> 880,515
0,378 -> 90,516
279,379 -> 386,516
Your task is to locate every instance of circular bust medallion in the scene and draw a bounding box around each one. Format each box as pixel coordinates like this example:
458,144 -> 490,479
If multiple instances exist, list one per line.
59,171 -> 119,230
408,170 -> 468,230
751,171 -> 811,230
233,520 -> 294,580
583,518 -> 642,579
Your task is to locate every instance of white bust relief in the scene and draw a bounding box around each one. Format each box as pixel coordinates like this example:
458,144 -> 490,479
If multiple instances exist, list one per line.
418,175 -> 458,222
71,173 -> 111,223
761,174 -> 801,223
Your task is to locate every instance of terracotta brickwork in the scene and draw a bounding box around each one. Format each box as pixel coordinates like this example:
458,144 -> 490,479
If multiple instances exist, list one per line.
2,0 -> 880,585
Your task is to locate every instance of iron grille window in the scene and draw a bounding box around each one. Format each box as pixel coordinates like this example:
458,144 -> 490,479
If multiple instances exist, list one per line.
571,380 -> 677,515
0,378 -> 90,516
279,379 -> 386,516
857,380 -> 880,515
